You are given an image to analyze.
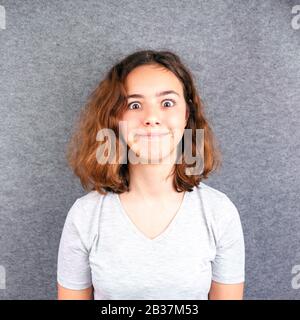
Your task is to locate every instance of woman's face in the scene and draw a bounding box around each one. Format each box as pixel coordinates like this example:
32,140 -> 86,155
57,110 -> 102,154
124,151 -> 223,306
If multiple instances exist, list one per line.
119,64 -> 189,164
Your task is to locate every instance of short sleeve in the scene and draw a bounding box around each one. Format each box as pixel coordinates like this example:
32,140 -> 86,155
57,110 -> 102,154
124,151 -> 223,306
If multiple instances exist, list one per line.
57,200 -> 92,290
211,196 -> 245,284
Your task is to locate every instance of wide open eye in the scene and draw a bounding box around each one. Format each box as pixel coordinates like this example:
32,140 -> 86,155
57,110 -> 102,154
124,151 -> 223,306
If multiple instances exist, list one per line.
127,99 -> 176,110
127,102 -> 141,110
162,99 -> 176,107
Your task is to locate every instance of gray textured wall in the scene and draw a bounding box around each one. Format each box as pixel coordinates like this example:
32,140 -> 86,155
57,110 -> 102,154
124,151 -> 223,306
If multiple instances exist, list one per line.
0,0 -> 300,299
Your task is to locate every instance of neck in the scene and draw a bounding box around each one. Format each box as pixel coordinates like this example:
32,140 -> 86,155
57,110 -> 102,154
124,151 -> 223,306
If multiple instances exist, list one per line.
127,148 -> 179,201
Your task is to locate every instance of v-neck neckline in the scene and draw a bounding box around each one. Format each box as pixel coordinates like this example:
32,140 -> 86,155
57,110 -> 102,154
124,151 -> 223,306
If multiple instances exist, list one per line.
113,190 -> 189,244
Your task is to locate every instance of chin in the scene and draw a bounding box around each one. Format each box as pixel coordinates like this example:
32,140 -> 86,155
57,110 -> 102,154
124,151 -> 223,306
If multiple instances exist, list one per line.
128,148 -> 176,165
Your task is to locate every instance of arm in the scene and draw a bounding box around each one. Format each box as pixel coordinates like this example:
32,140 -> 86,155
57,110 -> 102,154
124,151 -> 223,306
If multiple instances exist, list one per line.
57,283 -> 94,300
208,280 -> 244,300
57,200 -> 94,300
210,195 -> 245,300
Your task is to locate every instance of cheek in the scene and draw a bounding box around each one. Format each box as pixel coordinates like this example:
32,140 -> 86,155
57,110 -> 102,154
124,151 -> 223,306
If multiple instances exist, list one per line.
167,109 -> 187,126
167,114 -> 186,137
119,117 -> 138,145
121,113 -> 140,128
168,116 -> 185,129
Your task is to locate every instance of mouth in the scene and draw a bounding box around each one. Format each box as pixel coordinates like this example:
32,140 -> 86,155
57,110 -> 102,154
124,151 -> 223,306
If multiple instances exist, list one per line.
136,132 -> 170,138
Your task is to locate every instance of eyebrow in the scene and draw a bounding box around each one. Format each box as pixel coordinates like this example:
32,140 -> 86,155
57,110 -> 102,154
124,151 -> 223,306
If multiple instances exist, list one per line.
126,90 -> 180,99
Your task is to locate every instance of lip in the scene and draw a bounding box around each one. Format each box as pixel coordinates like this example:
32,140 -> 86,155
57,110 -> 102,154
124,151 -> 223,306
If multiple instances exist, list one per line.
136,132 -> 170,137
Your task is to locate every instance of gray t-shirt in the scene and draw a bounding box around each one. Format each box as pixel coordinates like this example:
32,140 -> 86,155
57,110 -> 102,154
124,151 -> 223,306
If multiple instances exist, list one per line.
57,182 -> 245,300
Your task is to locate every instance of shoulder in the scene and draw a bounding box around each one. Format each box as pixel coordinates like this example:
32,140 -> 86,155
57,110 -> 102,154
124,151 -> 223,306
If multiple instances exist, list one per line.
65,190 -> 107,228
76,190 -> 106,210
197,181 -> 232,204
196,182 -> 242,230
62,190 -> 110,250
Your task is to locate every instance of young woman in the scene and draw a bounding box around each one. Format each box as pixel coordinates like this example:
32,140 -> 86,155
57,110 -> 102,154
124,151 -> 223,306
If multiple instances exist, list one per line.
57,50 -> 245,300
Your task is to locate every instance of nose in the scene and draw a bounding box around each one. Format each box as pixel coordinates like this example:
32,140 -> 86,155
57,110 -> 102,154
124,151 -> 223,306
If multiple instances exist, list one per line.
143,108 -> 161,126
144,117 -> 160,126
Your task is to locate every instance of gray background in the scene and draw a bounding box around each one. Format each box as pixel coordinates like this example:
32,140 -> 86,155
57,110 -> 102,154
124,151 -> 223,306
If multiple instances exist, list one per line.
0,0 -> 299,299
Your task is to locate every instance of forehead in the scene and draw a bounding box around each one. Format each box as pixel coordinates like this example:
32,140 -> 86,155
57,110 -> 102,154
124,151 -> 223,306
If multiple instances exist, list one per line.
124,64 -> 184,97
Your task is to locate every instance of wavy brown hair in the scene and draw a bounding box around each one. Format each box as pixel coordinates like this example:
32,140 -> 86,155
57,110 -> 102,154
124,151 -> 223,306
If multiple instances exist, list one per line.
66,49 -> 222,195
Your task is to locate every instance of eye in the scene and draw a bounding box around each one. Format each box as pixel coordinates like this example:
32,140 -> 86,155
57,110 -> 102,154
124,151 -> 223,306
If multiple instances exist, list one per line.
163,99 -> 176,107
127,102 -> 141,110
127,99 -> 176,110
